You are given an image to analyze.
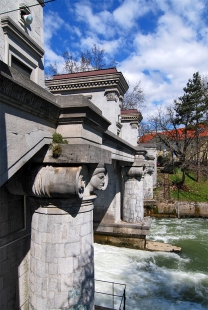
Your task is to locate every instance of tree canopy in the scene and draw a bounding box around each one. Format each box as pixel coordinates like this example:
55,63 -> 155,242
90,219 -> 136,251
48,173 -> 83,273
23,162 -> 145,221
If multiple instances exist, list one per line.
148,72 -> 208,184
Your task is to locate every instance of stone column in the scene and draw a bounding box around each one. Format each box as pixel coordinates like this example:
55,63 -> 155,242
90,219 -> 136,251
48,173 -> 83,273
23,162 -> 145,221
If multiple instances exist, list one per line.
122,145 -> 146,224
122,166 -> 145,222
29,196 -> 95,310
143,164 -> 154,200
7,164 -> 108,310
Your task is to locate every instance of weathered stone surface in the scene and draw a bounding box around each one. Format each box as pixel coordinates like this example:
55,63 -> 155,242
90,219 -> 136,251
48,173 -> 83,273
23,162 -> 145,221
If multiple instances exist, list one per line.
94,234 -> 146,250
146,241 -> 181,253
122,164 -> 145,223
33,144 -> 112,165
45,68 -> 128,136
146,201 -> 208,218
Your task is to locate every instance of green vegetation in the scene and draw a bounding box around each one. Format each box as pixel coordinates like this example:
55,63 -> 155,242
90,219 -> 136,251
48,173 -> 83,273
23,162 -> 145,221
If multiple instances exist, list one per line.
169,169 -> 208,202
50,132 -> 68,158
52,132 -> 68,144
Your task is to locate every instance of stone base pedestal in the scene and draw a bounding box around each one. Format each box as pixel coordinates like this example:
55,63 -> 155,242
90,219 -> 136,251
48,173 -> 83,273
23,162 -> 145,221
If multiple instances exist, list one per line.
29,197 -> 95,310
94,217 -> 151,250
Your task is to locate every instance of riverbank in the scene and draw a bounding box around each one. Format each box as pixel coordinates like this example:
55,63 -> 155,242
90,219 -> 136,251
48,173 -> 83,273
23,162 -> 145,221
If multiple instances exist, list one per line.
145,201 -> 208,218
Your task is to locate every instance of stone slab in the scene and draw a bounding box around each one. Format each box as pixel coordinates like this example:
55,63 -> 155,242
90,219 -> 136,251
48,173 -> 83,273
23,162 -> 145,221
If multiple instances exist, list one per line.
94,234 -> 146,250
146,241 -> 181,252
32,144 -> 112,164
94,217 -> 152,237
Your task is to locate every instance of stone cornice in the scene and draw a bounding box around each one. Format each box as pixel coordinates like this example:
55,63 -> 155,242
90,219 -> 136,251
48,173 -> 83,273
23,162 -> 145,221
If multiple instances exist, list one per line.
58,106 -> 111,133
37,0 -> 45,6
0,63 -> 60,123
45,72 -> 129,96
1,16 -> 44,57
121,112 -> 143,123
56,94 -> 111,132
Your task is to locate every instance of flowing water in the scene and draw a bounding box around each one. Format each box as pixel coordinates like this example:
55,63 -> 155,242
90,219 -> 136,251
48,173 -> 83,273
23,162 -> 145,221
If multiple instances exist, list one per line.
94,218 -> 208,310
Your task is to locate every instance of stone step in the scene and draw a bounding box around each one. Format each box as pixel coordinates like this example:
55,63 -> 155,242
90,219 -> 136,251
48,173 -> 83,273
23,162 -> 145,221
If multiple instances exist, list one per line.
146,241 -> 181,252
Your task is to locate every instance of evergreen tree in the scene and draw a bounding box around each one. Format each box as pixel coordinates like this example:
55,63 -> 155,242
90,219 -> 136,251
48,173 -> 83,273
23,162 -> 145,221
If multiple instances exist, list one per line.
174,72 -> 208,181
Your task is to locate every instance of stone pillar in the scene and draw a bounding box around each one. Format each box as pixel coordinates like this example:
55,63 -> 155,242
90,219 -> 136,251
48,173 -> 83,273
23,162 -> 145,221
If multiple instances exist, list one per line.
122,149 -> 146,223
29,196 -> 95,310
7,164 -> 108,310
143,164 -> 154,199
122,166 -> 145,223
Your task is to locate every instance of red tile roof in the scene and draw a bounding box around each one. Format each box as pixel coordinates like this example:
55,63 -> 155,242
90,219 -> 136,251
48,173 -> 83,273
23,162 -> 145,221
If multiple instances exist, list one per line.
139,133 -> 156,143
121,109 -> 139,114
53,68 -> 117,80
139,125 -> 208,143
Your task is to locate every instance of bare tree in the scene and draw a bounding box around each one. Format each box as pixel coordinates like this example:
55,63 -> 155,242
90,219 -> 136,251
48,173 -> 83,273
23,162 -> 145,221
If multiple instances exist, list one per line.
121,81 -> 145,110
46,44 -> 117,77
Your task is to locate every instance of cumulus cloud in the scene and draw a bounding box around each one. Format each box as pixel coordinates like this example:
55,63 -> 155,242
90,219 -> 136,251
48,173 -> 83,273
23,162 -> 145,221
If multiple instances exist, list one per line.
118,0 -> 208,120
43,0 -> 208,121
113,0 -> 151,29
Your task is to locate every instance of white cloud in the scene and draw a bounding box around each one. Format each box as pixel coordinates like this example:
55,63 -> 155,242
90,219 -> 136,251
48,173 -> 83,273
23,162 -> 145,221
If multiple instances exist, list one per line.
43,0 -> 208,121
113,0 -> 151,29
118,0 -> 208,121
44,11 -> 64,45
75,4 -> 115,38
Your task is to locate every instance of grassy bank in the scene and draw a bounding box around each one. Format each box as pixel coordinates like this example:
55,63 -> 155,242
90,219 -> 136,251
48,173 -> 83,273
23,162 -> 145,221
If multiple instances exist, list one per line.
157,169 -> 208,202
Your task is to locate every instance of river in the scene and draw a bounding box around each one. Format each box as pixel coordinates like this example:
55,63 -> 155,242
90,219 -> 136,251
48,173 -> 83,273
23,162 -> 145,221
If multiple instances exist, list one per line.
94,218 -> 208,310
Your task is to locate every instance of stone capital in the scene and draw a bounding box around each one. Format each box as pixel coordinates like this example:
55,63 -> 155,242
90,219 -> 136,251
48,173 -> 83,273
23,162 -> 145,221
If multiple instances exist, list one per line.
122,165 -> 144,178
7,165 -> 89,199
104,89 -> 120,102
145,164 -> 154,175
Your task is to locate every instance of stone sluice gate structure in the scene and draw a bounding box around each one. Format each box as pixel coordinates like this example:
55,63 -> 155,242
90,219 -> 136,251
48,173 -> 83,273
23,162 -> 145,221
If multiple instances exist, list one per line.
0,1 -> 156,309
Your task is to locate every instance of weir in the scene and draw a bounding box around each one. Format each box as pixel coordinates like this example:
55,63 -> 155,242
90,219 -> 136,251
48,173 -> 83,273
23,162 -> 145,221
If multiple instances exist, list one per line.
0,1 -> 156,309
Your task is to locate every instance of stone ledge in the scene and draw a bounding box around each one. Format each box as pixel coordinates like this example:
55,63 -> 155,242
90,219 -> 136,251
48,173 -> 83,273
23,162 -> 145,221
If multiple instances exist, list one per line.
1,17 -> 44,57
146,241 -> 181,252
32,144 -> 112,164
94,234 -> 146,250
94,217 -> 152,237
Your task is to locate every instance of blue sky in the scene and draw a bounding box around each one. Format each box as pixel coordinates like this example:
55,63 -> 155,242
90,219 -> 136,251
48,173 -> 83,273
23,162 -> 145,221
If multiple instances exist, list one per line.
43,0 -> 208,121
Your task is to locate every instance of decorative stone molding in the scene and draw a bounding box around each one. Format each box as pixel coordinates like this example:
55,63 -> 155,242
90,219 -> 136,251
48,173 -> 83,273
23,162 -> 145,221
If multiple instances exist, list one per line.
121,110 -> 143,123
7,165 -> 89,199
0,72 -> 59,123
130,121 -> 138,129
7,164 -> 110,199
104,89 -> 120,102
45,71 -> 129,96
1,17 -> 44,57
122,165 -> 144,178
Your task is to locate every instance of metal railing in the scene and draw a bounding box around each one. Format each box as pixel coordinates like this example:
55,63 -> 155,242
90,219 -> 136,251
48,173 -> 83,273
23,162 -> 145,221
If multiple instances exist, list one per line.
95,279 -> 126,310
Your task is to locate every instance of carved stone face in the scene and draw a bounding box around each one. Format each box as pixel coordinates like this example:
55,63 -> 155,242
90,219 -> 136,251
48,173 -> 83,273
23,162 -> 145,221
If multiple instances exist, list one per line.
90,172 -> 106,191
77,175 -> 86,197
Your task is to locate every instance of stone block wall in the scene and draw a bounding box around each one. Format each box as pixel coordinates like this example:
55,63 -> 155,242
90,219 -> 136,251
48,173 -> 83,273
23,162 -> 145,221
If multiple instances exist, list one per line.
145,200 -> 208,218
0,184 -> 32,310
29,199 -> 94,310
